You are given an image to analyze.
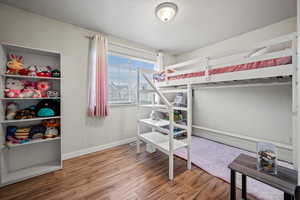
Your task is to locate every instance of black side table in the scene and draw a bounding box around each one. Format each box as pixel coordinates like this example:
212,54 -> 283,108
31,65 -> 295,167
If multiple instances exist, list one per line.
228,154 -> 299,200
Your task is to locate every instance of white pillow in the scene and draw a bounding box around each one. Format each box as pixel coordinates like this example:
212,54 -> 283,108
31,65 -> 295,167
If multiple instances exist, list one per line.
246,47 -> 268,58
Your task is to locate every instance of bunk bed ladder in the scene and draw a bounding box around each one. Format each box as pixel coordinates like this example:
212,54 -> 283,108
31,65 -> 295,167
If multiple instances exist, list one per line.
137,72 -> 192,180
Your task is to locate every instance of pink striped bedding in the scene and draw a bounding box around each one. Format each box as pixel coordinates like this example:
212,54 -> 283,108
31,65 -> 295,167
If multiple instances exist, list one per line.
164,56 -> 292,81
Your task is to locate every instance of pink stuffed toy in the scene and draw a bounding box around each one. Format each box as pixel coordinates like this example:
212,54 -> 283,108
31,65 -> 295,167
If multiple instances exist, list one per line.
4,78 -> 24,98
36,80 -> 51,97
19,81 -> 41,98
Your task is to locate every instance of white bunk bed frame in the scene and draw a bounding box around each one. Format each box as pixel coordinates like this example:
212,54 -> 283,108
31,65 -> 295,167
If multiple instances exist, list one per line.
155,32 -> 299,180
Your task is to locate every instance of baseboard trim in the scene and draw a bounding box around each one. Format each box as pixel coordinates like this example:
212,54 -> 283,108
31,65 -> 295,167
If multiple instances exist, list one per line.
62,137 -> 136,160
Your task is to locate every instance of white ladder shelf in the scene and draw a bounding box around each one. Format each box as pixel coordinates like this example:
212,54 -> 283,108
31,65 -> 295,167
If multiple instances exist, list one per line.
137,72 -> 192,180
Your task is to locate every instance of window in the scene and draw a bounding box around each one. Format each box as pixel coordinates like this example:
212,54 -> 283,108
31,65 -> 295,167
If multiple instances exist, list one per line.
108,53 -> 155,104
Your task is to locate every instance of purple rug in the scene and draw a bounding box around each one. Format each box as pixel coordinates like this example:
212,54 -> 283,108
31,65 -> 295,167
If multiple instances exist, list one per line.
175,136 -> 293,200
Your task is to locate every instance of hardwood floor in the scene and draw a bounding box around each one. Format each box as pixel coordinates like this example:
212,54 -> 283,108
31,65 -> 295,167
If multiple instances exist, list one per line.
0,143 -> 256,200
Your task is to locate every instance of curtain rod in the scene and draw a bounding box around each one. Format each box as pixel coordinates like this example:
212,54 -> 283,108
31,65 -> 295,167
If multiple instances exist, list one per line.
85,35 -> 157,57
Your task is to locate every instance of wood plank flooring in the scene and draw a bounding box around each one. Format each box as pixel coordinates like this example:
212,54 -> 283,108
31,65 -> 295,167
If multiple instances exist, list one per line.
0,144 -> 256,200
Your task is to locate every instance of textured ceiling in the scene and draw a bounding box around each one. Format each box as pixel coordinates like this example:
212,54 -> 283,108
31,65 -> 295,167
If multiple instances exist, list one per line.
0,0 -> 296,55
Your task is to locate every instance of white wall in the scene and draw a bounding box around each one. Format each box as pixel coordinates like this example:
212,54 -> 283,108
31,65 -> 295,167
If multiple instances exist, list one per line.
0,3 -> 155,157
177,17 -> 297,162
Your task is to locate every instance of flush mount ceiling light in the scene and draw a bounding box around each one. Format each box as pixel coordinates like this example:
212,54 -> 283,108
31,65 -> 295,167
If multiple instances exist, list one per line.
155,2 -> 178,23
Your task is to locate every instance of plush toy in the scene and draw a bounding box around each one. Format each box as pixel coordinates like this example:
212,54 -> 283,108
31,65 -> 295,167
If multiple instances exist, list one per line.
36,66 -> 52,77
36,99 -> 60,117
42,118 -> 60,128
15,106 -> 36,120
27,65 -> 37,76
36,80 -> 51,97
4,78 -> 25,98
29,125 -> 46,139
6,102 -> 18,120
47,90 -> 59,98
18,68 -> 29,76
51,69 -> 60,78
6,54 -> 25,75
5,126 -> 19,144
19,81 -> 41,98
44,127 -> 59,138
14,128 -> 31,140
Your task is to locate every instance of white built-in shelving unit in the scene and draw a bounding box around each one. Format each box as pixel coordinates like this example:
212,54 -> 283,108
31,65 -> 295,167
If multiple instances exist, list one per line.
0,43 -> 62,186
137,71 -> 192,180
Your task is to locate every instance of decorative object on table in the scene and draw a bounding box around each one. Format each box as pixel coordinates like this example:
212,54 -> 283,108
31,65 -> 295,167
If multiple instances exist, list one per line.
150,110 -> 160,121
4,78 -> 25,98
27,65 -> 37,76
47,90 -> 59,98
51,69 -> 60,78
29,125 -> 46,139
44,127 -> 59,138
14,127 -> 31,140
15,106 -> 36,120
6,102 -> 18,120
256,142 -> 277,174
36,80 -> 52,97
173,93 -> 186,107
6,54 -> 25,75
36,99 -> 60,117
36,66 -> 52,77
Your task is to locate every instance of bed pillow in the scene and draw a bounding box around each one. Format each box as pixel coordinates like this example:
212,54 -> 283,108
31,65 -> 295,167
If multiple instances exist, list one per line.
246,47 -> 268,58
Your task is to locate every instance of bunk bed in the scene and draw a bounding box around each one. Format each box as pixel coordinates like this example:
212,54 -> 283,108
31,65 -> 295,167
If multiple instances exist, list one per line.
138,32 -> 298,181
155,33 -> 296,88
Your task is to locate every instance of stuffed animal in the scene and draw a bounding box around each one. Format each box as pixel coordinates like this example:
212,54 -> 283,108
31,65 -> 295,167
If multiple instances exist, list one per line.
19,81 -> 35,98
36,99 -> 60,117
5,126 -> 19,144
15,106 -> 36,120
4,78 -> 25,98
44,127 -> 59,138
6,54 -> 25,75
6,102 -> 18,120
18,68 -> 29,76
47,90 -> 59,98
51,69 -> 60,78
36,66 -> 52,77
29,125 -> 46,139
36,80 -> 51,97
19,81 -> 41,98
42,118 -> 60,128
27,65 -> 37,76
14,128 -> 31,140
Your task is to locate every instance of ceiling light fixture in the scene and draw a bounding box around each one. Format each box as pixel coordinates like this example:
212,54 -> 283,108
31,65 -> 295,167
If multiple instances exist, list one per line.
155,2 -> 178,23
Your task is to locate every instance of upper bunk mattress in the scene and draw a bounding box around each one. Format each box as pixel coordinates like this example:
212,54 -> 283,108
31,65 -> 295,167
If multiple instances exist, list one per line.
164,56 -> 292,81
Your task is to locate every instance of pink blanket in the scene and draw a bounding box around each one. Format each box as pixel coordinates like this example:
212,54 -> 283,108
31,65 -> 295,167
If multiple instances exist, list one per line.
167,56 -> 292,81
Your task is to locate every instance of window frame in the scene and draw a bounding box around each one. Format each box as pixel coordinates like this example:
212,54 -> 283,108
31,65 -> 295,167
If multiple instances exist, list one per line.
107,51 -> 156,106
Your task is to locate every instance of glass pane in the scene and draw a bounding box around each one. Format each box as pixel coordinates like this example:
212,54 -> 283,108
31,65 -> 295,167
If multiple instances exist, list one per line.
107,53 -> 154,104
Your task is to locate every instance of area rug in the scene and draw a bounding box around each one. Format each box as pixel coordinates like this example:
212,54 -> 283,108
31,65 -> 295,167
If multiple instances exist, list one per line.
175,136 -> 293,200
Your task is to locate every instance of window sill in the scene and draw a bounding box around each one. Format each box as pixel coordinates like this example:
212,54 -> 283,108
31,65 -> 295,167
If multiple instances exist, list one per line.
109,103 -> 137,107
